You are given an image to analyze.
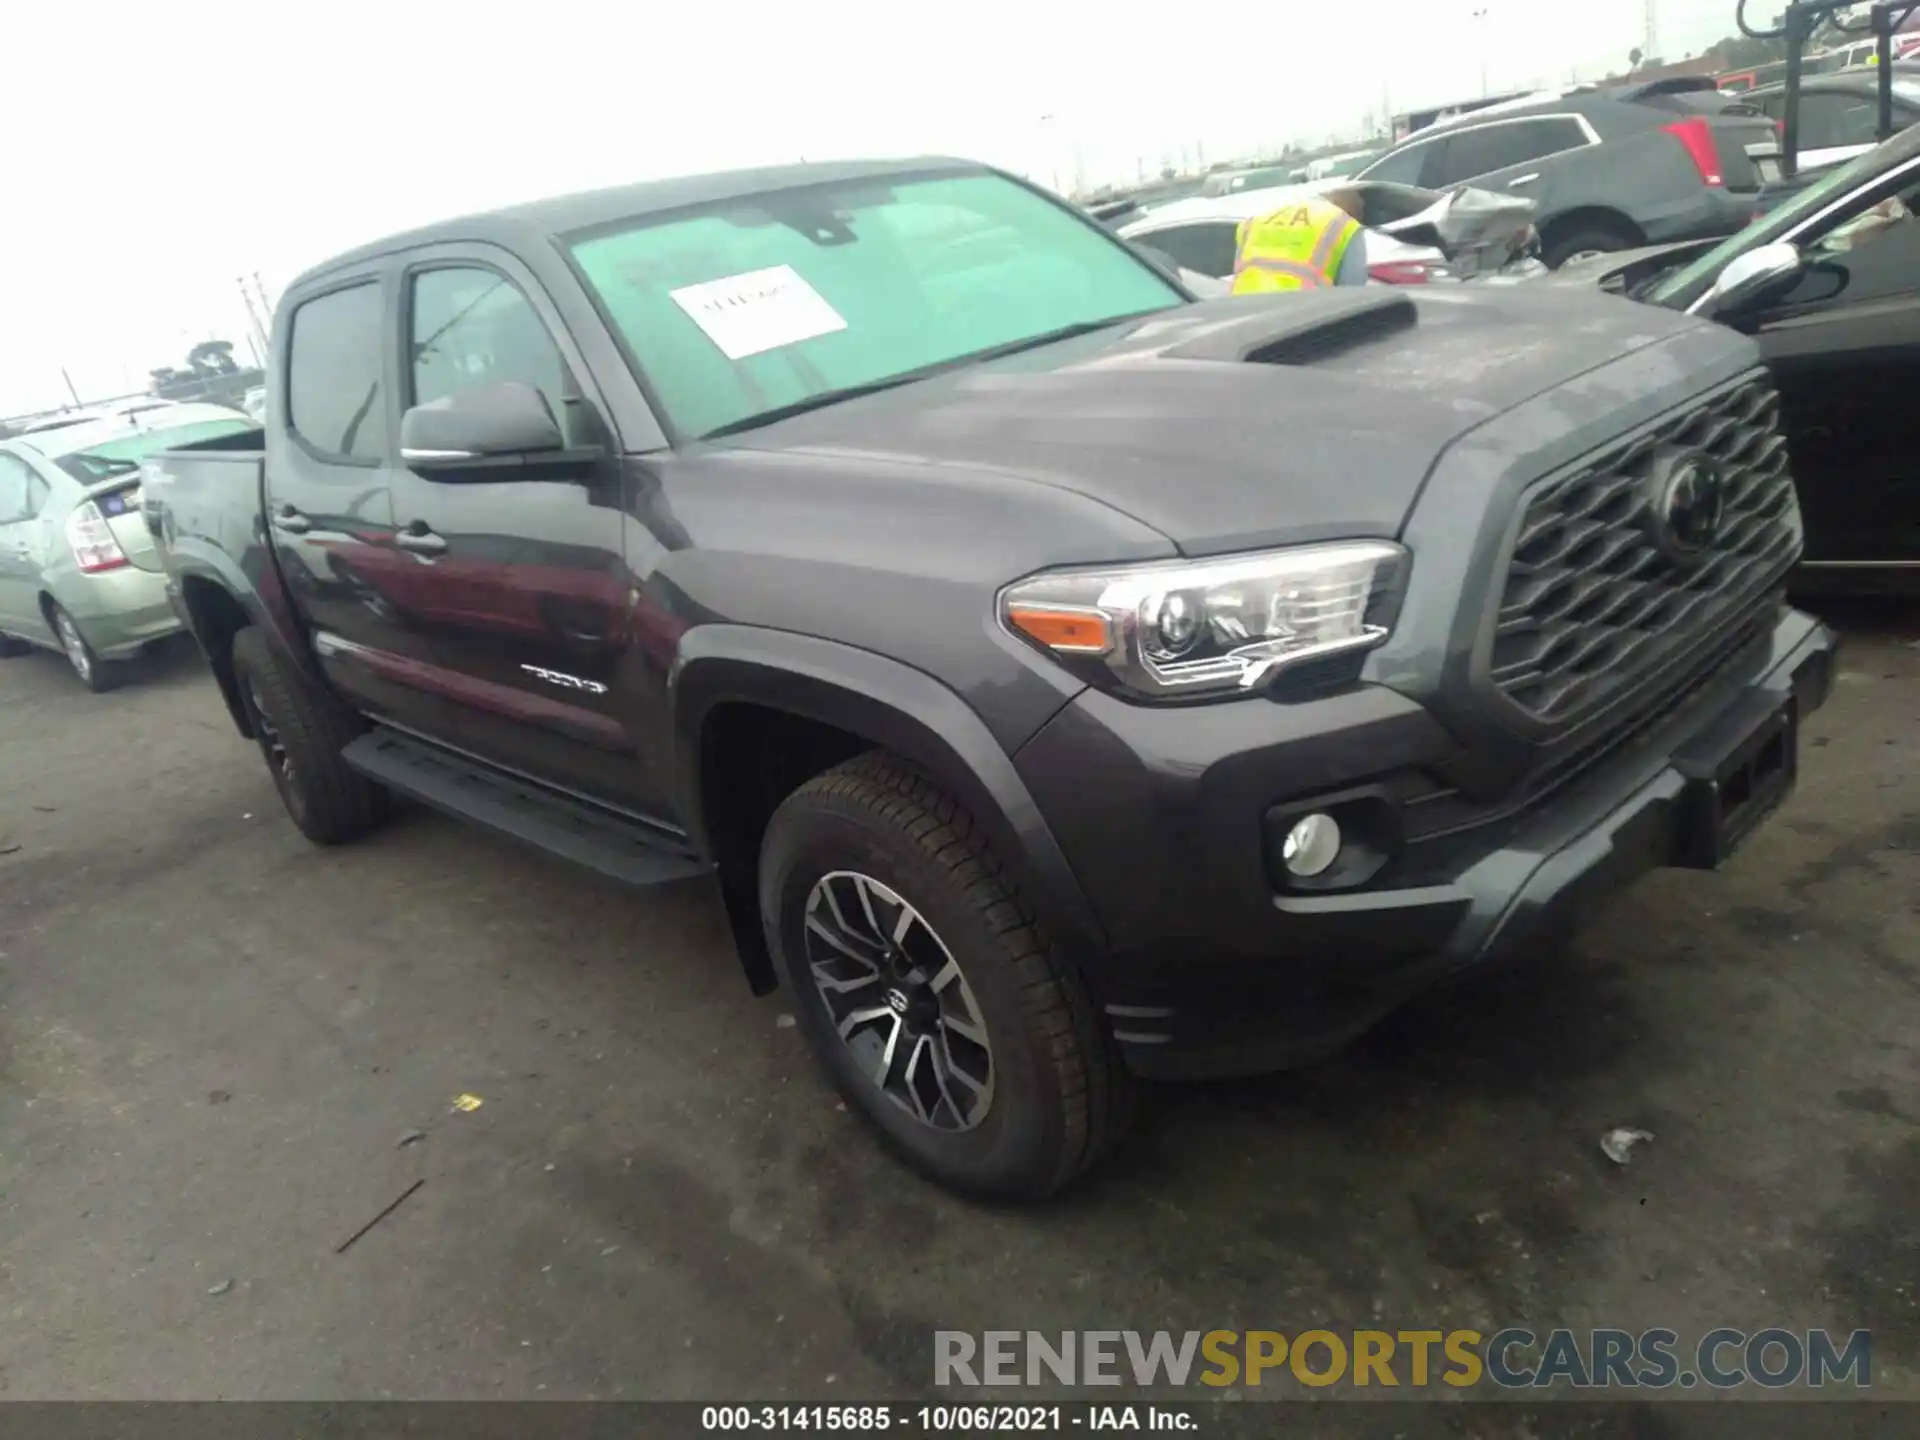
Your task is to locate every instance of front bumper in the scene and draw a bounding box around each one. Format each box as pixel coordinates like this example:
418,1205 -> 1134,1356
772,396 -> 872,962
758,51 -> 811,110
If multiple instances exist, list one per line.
1013,608 -> 1836,1079
58,565 -> 182,657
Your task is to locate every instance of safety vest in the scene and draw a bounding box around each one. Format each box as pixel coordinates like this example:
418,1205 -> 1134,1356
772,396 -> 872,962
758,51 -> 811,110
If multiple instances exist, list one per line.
1231,199 -> 1361,293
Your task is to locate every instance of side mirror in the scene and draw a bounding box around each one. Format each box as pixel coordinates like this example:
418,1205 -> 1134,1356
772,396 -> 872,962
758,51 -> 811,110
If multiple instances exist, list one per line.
400,381 -> 564,471
1700,240 -> 1803,316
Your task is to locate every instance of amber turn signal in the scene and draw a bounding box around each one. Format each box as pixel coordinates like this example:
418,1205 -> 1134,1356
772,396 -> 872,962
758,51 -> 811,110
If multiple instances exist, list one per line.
1004,604 -> 1114,655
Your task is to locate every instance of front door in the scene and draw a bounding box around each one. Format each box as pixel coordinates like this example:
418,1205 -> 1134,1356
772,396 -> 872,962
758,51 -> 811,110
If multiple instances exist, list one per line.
1739,165 -> 1920,568
386,246 -> 648,808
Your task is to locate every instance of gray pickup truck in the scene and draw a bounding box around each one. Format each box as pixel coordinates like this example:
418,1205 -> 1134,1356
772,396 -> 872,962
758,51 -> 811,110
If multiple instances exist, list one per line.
142,157 -> 1835,1199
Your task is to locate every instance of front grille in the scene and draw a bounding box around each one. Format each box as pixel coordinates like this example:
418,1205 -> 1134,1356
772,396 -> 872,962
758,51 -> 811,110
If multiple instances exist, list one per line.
1487,374 -> 1798,728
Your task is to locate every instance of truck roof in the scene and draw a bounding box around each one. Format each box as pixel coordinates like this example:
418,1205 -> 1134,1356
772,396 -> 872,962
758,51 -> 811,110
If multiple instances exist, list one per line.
294,155 -> 984,289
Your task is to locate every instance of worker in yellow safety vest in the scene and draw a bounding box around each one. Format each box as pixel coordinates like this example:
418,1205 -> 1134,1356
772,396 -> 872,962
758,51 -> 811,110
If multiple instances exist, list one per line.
1230,190 -> 1369,293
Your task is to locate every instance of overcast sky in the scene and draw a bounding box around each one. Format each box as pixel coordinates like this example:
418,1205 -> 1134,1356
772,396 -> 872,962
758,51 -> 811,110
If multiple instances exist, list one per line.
1,0 -> 1748,416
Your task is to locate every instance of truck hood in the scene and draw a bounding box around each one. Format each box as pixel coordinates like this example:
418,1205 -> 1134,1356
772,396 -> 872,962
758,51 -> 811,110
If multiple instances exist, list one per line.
719,289 -> 1713,556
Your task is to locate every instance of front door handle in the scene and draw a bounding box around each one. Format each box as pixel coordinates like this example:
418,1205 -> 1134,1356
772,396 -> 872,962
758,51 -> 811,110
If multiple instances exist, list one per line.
1506,172 -> 1539,187
272,504 -> 313,535
395,525 -> 448,557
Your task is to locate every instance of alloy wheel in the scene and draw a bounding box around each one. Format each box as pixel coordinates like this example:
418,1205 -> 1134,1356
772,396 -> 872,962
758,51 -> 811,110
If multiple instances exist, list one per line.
54,612 -> 92,683
802,870 -> 995,1132
246,679 -> 297,793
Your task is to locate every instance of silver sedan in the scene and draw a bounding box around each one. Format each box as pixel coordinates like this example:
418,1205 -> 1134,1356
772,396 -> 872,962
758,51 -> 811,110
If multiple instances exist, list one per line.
0,404 -> 259,691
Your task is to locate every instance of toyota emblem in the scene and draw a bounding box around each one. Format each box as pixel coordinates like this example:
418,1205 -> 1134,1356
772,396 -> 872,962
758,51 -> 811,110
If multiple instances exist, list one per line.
1647,448 -> 1726,561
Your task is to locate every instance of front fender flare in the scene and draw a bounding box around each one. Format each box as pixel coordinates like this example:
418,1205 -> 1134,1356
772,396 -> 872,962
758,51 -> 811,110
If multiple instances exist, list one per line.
669,625 -> 1108,964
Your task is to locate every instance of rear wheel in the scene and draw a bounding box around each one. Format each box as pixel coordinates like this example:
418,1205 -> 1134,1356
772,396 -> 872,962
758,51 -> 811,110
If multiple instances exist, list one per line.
760,752 -> 1131,1200
1542,223 -> 1639,270
50,604 -> 123,693
230,627 -> 390,844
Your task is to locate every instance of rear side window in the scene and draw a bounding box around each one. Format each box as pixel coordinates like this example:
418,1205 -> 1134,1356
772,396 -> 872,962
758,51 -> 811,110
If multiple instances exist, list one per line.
1433,118 -> 1589,183
287,283 -> 387,461
1133,221 -> 1240,278
0,453 -> 34,522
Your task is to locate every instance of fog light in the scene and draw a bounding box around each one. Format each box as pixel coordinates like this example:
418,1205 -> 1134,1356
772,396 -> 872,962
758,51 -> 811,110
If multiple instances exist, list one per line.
1281,813 -> 1342,878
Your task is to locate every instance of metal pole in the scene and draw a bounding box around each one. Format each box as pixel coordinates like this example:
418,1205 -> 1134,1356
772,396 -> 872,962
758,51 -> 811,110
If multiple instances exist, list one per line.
1782,2 -> 1807,180
60,368 -> 83,407
1875,2 -> 1896,140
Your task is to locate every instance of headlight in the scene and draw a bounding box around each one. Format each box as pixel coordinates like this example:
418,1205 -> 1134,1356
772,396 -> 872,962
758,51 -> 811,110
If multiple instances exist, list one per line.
999,541 -> 1407,699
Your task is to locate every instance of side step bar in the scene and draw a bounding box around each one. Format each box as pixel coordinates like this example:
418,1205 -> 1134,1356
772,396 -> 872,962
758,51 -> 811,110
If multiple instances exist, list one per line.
342,728 -> 711,888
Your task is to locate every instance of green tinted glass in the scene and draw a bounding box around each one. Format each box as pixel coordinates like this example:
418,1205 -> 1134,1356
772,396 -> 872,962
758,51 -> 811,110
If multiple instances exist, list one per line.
570,171 -> 1181,439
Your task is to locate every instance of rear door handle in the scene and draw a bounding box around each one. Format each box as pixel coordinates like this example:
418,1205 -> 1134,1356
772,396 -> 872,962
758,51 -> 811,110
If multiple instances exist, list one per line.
1506,172 -> 1539,187
272,504 -> 313,535
395,525 -> 448,557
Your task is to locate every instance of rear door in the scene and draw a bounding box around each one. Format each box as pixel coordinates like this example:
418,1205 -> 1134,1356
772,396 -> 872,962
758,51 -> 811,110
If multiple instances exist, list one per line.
0,451 -> 49,635
1736,158 -> 1920,566
1424,115 -> 1596,198
386,244 -> 644,806
268,269 -> 443,729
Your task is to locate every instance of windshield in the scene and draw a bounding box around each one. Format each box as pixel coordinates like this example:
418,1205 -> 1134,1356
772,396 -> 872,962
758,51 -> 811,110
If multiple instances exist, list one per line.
53,417 -> 258,482
567,169 -> 1184,439
1647,139 -> 1906,303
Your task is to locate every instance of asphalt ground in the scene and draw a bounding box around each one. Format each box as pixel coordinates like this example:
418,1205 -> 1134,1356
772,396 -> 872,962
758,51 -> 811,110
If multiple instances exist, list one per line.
1,606 -> 1916,1432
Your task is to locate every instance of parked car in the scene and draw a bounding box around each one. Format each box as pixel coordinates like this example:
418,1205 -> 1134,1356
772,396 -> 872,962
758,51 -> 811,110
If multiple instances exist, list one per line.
1198,164 -> 1300,197
15,398 -> 185,438
0,403 -> 260,689
1306,148 -> 1385,181
1118,180 -> 1538,284
1743,70 -> 1920,172
1355,77 -> 1780,267
1554,123 -> 1920,588
143,157 -> 1833,1199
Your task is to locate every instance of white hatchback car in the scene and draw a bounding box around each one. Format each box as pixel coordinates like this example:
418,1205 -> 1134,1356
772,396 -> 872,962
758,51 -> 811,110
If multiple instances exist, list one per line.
1119,179 -> 1539,286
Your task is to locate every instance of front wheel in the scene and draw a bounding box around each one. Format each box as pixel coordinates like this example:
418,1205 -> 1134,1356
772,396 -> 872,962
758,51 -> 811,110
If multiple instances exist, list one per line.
760,753 -> 1131,1200
230,627 -> 390,844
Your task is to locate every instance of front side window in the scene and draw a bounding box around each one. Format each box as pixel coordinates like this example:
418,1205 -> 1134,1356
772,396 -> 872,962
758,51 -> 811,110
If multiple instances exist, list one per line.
568,169 -> 1182,439
1356,140 -> 1436,185
52,418 -> 258,483
411,268 -> 567,424
288,283 -> 388,461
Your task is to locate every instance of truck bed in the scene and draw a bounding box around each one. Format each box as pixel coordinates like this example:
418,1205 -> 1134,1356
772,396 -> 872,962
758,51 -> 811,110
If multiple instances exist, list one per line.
139,432 -> 266,593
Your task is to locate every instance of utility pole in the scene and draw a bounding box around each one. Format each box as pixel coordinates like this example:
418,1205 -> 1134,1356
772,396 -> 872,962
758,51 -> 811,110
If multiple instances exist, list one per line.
1471,6 -> 1491,96
237,276 -> 270,366
1643,0 -> 1660,64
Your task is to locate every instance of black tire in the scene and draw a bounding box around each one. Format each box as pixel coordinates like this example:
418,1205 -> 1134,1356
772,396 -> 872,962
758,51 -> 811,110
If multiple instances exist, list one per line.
229,626 -> 390,844
48,603 -> 123,693
1541,224 -> 1638,271
761,752 -> 1131,1201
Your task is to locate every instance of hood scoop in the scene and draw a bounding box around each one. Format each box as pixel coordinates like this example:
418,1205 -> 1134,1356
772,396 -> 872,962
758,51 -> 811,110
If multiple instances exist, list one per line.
1162,290 -> 1418,367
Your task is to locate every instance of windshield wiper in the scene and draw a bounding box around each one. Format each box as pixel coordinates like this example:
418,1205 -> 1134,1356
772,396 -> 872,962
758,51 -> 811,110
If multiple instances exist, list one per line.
700,375 -> 930,439
698,317 -> 1142,441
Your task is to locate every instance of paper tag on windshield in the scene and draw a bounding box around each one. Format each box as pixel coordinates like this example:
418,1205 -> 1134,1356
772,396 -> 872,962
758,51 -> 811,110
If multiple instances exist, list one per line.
669,265 -> 847,360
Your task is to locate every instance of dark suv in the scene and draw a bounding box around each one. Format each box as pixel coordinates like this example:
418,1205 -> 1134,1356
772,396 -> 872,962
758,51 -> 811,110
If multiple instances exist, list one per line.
1358,79 -> 1779,267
